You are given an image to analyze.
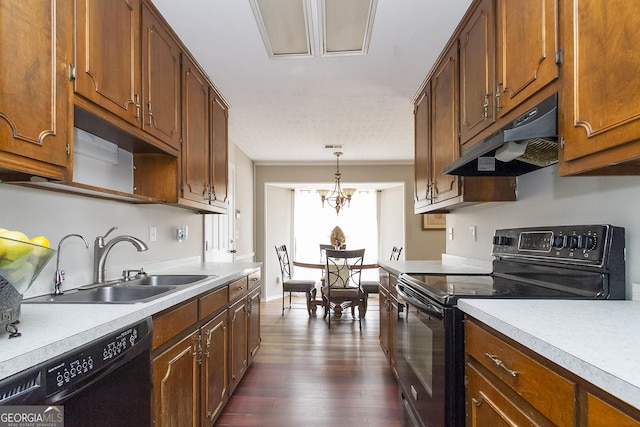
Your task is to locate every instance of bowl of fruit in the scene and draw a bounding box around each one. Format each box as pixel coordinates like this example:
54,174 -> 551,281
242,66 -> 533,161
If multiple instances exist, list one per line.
0,229 -> 55,335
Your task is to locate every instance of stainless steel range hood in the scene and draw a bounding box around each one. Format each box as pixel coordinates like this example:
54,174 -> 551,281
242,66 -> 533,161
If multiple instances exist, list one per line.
444,93 -> 558,176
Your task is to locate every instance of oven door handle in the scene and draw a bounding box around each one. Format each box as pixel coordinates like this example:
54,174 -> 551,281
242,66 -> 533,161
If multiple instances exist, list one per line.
396,284 -> 444,319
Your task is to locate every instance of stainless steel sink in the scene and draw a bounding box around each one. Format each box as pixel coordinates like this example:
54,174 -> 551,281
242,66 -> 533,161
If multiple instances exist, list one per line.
125,274 -> 210,287
24,274 -> 213,304
24,285 -> 177,304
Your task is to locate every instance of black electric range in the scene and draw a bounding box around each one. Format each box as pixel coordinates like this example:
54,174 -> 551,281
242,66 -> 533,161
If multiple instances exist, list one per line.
396,224 -> 626,427
400,224 -> 626,306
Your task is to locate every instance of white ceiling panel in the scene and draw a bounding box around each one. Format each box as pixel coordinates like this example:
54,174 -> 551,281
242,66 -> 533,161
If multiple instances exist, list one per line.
151,0 -> 472,164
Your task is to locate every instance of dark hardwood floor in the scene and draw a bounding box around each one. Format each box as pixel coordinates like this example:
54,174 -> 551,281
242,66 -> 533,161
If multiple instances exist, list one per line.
215,295 -> 401,426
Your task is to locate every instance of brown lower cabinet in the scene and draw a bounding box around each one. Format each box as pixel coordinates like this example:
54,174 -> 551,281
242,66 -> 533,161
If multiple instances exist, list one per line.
151,270 -> 261,427
378,269 -> 398,378
465,317 -> 640,427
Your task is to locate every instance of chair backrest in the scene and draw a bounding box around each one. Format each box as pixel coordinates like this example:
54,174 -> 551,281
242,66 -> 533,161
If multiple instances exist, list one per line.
324,248 -> 365,289
275,245 -> 292,281
390,246 -> 403,261
319,243 -> 346,264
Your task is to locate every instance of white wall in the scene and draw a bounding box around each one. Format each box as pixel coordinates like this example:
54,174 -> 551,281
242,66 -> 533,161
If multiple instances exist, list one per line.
232,146 -> 256,260
0,142 -> 257,299
264,185 -> 293,301
379,185 -> 405,259
446,164 -> 640,299
1,183 -> 202,298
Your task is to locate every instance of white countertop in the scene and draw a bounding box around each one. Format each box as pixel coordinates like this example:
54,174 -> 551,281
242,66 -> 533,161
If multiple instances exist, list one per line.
378,254 -> 492,277
0,262 -> 261,380
458,299 -> 640,410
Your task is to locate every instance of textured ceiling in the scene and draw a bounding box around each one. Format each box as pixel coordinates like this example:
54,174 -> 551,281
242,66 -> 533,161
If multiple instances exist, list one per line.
151,0 -> 472,164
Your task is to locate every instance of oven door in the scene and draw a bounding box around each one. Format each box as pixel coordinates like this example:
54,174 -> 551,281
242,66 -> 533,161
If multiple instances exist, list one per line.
396,283 -> 463,427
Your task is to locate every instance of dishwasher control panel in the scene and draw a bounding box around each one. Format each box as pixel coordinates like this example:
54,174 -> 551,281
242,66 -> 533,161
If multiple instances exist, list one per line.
44,319 -> 151,396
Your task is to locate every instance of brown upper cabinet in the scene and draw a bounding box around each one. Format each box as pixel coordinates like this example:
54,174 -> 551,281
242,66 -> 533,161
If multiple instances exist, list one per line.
141,2 -> 182,150
429,42 -> 462,207
459,0 -> 496,147
494,0 -> 560,119
181,55 -> 210,207
558,0 -> 640,175
414,14 -> 516,214
179,53 -> 229,214
74,0 -> 181,153
0,0 -> 73,181
1,0 -> 229,210
460,0 -> 560,150
74,0 -> 142,128
209,88 -> 229,211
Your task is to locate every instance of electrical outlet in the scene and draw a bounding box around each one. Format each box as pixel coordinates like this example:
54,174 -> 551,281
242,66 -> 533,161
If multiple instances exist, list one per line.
470,225 -> 477,242
149,226 -> 157,242
176,227 -> 185,242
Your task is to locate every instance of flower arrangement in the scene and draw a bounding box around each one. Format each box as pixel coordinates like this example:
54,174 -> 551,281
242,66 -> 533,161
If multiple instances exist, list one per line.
329,226 -> 346,248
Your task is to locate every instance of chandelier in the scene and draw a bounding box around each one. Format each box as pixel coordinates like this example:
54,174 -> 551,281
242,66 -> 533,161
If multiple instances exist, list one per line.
317,152 -> 356,215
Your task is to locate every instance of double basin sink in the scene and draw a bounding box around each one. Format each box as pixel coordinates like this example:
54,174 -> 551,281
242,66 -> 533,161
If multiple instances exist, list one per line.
24,274 -> 211,304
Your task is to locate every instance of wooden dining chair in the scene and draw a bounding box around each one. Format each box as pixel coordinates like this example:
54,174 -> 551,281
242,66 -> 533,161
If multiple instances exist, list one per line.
322,248 -> 365,329
360,246 -> 403,316
275,245 -> 317,316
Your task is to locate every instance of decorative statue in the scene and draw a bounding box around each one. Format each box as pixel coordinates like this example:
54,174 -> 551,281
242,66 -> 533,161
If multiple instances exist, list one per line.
329,226 -> 346,248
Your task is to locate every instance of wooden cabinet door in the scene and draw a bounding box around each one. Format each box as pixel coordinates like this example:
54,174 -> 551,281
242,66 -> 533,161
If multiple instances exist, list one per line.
74,0 -> 141,126
431,42 -> 460,205
379,285 -> 390,358
559,0 -> 640,175
459,0 -> 496,147
141,3 -> 181,150
413,86 -> 432,211
466,362 -> 552,427
495,0 -> 559,118
248,287 -> 261,365
181,55 -> 209,204
209,88 -> 229,210
228,296 -> 248,394
585,392 -> 640,427
152,329 -> 199,427
389,294 -> 399,378
0,0 -> 72,179
200,311 -> 228,427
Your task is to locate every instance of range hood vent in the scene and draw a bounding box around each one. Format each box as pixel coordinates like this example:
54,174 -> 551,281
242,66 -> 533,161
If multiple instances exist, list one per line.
444,93 -> 558,176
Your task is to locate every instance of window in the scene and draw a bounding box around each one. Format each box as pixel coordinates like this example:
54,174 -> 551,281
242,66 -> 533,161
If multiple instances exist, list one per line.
293,189 -> 378,281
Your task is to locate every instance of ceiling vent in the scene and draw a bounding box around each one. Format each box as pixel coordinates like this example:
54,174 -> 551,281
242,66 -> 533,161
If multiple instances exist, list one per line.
324,144 -> 343,149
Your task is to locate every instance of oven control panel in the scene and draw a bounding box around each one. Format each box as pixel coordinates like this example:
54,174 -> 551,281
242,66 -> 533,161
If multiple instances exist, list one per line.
43,319 -> 151,396
492,225 -> 623,265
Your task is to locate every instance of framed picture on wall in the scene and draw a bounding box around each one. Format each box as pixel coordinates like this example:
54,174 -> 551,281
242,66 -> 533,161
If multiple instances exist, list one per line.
422,213 -> 446,230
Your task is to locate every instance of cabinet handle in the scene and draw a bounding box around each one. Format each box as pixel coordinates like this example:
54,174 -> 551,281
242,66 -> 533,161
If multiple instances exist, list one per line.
495,82 -> 503,111
484,353 -> 519,377
191,334 -> 202,364
134,93 -> 141,120
147,102 -> 153,125
203,329 -> 212,359
483,93 -> 489,119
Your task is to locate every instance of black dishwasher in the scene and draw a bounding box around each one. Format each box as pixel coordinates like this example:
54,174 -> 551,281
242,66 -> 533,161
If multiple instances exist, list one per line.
0,317 -> 152,427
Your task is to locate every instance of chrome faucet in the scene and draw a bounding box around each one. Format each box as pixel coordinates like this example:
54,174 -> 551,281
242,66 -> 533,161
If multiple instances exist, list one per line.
93,226 -> 149,283
53,234 -> 89,295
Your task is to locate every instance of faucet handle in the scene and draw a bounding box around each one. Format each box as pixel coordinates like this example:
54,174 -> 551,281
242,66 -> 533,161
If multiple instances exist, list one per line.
103,226 -> 118,238
96,226 -> 118,246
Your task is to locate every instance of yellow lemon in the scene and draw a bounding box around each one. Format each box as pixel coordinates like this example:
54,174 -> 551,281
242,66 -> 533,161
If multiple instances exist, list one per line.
30,235 -> 50,248
0,230 -> 31,261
